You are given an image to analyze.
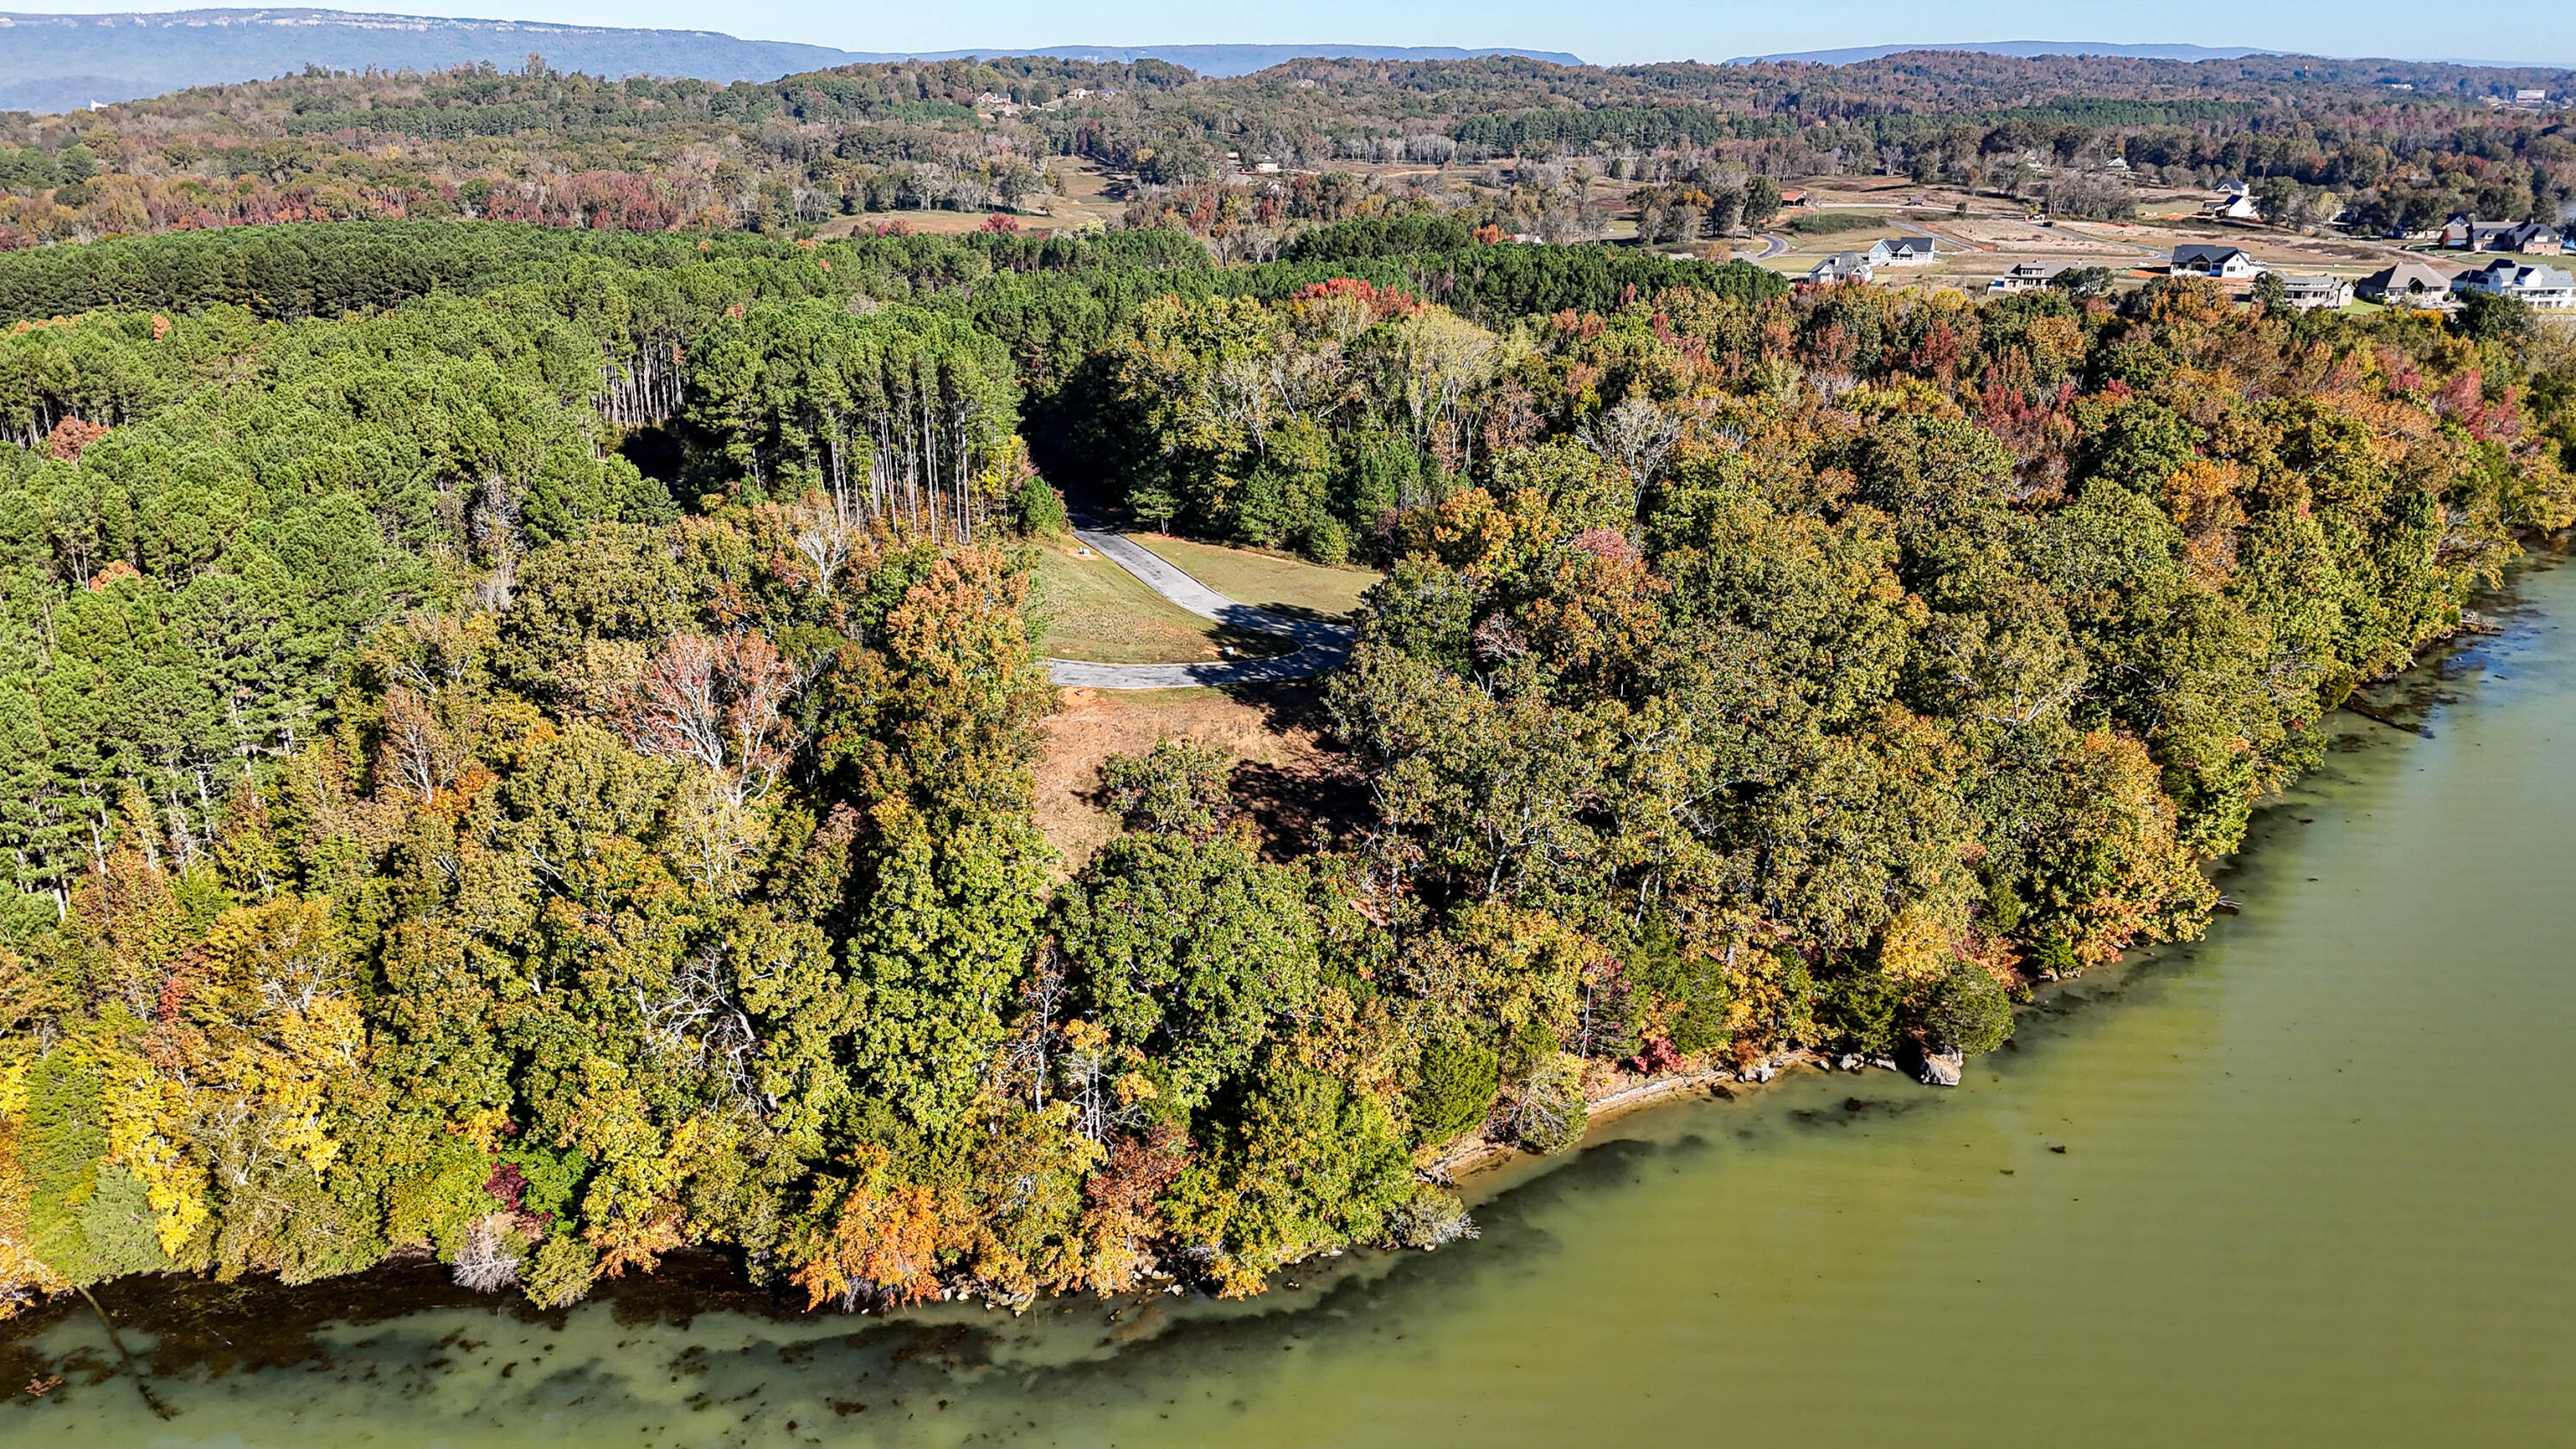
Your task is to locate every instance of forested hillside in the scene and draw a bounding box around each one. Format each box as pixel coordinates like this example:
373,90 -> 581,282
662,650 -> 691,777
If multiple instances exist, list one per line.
0,199 -> 2571,1318
1,49 -> 2570,250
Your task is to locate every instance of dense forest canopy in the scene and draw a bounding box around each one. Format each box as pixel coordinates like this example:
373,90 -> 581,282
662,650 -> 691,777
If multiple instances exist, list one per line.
1,216 -> 2568,1317
1,38 -> 2574,1322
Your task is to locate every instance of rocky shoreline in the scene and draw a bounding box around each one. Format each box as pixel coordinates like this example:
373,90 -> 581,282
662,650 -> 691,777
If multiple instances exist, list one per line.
1426,1042 -> 1966,1187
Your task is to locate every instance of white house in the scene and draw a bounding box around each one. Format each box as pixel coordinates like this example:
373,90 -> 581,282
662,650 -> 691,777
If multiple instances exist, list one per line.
2202,192 -> 2263,221
1865,236 -> 1939,267
2451,259 -> 2576,308
1808,252 -> 1874,284
2172,244 -> 2261,279
2274,273 -> 2353,310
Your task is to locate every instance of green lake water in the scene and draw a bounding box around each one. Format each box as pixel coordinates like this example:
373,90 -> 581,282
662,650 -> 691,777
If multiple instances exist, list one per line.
9,555 -> 2573,1448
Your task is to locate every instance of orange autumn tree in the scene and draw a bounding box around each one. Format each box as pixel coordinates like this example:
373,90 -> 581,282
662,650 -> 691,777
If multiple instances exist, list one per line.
789,1144 -> 957,1310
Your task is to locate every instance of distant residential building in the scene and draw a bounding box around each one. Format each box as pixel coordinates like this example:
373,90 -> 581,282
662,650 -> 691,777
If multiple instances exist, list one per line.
2202,191 -> 2263,221
1864,236 -> 1938,267
2513,88 -> 2550,108
2356,261 -> 2458,307
2496,222 -> 2563,254
1807,252 -> 1874,284
2451,259 -> 2576,308
2172,244 -> 2261,279
1779,189 -> 1811,208
2438,216 -> 2492,247
1987,259 -> 2069,292
2441,216 -> 2563,253
2274,273 -> 2354,310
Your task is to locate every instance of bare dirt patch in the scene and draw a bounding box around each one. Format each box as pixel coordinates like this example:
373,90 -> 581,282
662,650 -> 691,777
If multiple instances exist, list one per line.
1034,682 -> 1367,872
811,209 -> 1015,239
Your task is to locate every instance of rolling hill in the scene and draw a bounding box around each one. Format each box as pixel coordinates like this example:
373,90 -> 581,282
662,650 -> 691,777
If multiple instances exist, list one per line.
0,10 -> 1581,113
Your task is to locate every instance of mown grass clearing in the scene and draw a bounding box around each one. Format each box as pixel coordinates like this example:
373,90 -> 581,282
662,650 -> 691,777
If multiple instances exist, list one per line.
1783,210 -> 1892,238
1132,534 -> 1382,621
1030,543 -> 1292,664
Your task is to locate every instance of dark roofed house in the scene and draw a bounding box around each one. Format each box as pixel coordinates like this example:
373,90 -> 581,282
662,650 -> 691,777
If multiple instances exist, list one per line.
1865,236 -> 1939,267
2443,216 -> 2564,253
2495,222 -> 2562,255
2440,216 -> 2502,248
1988,259 -> 2069,292
2171,244 -> 2260,279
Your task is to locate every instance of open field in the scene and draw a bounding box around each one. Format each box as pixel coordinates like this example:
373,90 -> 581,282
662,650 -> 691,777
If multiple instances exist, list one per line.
1736,173 -> 2481,295
1030,541 -> 1291,664
1130,534 -> 1382,621
1782,210 -> 1898,240
809,161 -> 1127,240
1030,534 -> 1381,868
810,209 -> 1011,238
1034,157 -> 1130,230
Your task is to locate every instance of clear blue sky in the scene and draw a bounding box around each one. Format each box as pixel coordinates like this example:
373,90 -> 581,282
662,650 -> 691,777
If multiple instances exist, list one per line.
27,0 -> 2576,67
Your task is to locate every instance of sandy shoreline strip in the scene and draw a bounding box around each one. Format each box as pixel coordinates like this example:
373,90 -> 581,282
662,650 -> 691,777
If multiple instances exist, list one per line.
1426,1062 -> 1803,1185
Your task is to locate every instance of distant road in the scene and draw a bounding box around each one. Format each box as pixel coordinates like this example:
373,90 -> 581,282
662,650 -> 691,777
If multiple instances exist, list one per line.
1045,530 -> 1354,691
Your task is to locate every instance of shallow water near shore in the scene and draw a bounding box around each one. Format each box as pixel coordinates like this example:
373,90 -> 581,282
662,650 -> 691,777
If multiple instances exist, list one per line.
9,555 -> 2575,1448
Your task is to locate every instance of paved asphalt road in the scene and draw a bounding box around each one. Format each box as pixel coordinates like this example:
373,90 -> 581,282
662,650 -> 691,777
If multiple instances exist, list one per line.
1043,530 -> 1355,690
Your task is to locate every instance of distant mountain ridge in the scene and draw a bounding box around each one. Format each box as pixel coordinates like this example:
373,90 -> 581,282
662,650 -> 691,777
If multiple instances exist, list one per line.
1733,40 -> 2573,68
0,10 -> 1583,113
1734,40 -> 2286,65
985,44 -> 1585,73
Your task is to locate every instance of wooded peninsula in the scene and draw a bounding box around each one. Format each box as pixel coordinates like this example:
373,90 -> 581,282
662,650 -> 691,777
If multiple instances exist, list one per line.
2,47 -> 2573,1320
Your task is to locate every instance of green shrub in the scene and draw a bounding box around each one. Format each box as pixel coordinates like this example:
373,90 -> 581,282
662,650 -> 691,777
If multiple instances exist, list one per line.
1622,918 -> 1735,1057
1097,738 -> 1236,840
1927,964 -> 2014,1056
1011,472 -> 1068,537
1296,514 -> 1352,565
1811,970 -> 1905,1058
1410,1037 -> 1500,1146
